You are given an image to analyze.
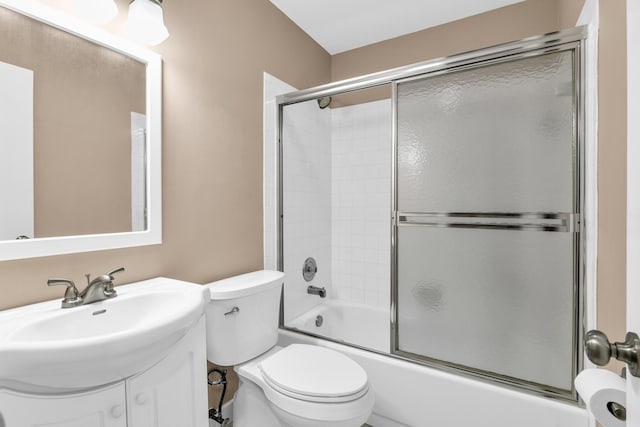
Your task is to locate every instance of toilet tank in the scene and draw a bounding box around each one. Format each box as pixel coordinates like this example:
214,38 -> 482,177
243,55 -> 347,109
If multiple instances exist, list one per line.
203,270 -> 284,366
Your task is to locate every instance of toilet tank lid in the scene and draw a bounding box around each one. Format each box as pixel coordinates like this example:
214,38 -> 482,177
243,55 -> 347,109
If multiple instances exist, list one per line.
204,270 -> 285,300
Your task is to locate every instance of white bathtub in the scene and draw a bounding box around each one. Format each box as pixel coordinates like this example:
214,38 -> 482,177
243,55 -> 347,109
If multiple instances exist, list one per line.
279,300 -> 590,427
287,299 -> 390,353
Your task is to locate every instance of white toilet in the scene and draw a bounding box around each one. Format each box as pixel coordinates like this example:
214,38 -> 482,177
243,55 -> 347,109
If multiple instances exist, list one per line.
204,270 -> 374,427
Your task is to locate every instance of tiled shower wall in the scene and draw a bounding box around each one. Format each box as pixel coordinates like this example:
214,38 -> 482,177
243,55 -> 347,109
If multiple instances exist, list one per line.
264,73 -> 391,318
264,73 -> 332,323
330,100 -> 391,309
281,101 -> 332,322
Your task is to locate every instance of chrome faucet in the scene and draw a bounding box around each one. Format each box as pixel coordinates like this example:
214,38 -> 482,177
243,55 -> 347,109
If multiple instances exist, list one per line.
48,267 -> 124,308
307,285 -> 326,298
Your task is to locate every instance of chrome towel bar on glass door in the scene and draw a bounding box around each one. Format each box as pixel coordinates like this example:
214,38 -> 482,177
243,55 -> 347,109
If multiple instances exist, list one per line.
397,212 -> 578,233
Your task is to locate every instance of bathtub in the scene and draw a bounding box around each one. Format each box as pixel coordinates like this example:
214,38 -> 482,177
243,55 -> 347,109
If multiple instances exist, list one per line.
287,300 -> 390,353
279,300 -> 590,427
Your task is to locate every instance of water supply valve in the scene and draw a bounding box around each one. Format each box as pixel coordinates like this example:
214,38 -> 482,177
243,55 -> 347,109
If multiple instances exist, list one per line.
208,368 -> 230,426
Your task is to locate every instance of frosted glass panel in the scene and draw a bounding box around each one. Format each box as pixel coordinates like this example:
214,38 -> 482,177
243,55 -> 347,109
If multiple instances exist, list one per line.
397,227 -> 575,390
397,51 -> 575,213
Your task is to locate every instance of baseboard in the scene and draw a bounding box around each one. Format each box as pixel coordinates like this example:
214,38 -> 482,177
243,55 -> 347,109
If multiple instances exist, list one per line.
368,412 -> 410,427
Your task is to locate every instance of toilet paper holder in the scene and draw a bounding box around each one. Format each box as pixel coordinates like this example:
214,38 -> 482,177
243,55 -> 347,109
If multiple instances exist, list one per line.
607,401 -> 627,421
585,330 -> 640,377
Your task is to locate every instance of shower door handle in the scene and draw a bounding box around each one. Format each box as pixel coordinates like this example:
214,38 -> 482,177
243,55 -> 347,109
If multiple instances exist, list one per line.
585,330 -> 640,377
397,212 -> 576,232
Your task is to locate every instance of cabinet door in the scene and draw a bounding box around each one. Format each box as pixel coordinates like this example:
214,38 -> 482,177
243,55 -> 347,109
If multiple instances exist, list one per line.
127,318 -> 208,427
0,383 -> 126,427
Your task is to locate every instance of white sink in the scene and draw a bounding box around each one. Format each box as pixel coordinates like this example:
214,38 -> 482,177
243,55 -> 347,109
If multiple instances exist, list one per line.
0,277 -> 208,392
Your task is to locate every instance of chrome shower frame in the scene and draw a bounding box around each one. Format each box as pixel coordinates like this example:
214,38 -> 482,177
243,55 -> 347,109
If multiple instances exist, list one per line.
276,26 -> 588,403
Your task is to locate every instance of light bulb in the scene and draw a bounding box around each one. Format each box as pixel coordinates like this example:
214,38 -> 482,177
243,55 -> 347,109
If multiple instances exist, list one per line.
73,0 -> 118,25
127,0 -> 169,46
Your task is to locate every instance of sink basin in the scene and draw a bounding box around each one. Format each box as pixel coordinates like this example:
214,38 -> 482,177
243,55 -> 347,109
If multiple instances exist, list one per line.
0,277 -> 208,392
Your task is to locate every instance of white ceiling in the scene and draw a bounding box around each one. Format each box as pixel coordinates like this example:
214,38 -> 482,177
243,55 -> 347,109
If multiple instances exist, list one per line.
269,0 -> 526,54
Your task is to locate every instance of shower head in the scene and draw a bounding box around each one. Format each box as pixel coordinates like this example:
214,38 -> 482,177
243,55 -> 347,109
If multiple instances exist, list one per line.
317,96 -> 332,109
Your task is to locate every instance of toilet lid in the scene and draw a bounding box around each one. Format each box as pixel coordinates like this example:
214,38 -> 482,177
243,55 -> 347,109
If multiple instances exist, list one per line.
259,344 -> 368,401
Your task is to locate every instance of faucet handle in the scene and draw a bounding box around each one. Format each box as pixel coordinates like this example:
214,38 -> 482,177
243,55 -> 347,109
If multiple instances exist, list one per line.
47,278 -> 82,308
103,267 -> 124,297
106,267 -> 125,279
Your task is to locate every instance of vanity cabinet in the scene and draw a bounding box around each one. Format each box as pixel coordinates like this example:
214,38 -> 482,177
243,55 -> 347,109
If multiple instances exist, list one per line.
0,382 -> 127,427
0,318 -> 208,427
127,318 -> 208,427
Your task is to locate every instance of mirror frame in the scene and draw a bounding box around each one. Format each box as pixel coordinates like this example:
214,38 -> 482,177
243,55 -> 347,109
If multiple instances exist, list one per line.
0,0 -> 162,260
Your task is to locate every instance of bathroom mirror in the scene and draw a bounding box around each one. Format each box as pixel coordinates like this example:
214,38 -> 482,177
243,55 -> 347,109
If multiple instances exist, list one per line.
0,0 -> 162,260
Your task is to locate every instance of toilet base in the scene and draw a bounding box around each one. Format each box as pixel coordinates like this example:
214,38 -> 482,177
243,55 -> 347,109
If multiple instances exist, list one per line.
232,379 -> 371,427
232,379 -> 282,427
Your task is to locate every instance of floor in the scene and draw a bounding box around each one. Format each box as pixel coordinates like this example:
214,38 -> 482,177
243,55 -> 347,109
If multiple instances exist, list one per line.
215,421 -> 373,427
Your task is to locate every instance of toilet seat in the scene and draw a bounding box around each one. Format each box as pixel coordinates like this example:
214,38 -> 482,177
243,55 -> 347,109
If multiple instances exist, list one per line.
237,345 -> 375,424
259,344 -> 369,403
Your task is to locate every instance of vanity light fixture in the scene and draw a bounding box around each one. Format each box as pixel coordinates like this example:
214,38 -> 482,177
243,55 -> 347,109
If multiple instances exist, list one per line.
127,0 -> 170,46
73,0 -> 118,25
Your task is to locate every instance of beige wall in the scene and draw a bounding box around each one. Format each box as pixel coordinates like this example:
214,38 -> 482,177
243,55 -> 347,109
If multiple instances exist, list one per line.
558,0 -> 587,29
597,0 -> 627,366
329,0 -> 585,106
332,0 -> 566,82
0,0 -> 330,310
0,6 -> 145,238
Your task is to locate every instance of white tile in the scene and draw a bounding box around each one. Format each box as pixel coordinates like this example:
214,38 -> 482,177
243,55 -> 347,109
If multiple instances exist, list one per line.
365,289 -> 379,306
350,288 -> 365,303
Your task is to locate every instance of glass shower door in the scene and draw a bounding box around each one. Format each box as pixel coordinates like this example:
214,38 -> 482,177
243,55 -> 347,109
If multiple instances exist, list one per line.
394,49 -> 581,394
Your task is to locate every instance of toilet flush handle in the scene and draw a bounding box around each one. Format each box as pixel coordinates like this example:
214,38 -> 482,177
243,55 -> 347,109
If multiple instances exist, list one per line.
224,306 -> 240,316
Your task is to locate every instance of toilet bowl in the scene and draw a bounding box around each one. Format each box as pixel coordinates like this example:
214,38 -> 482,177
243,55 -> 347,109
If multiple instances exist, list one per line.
204,270 -> 374,427
236,345 -> 374,427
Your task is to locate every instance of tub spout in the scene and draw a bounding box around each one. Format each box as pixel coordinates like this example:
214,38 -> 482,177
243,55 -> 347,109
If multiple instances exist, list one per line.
307,285 -> 326,298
